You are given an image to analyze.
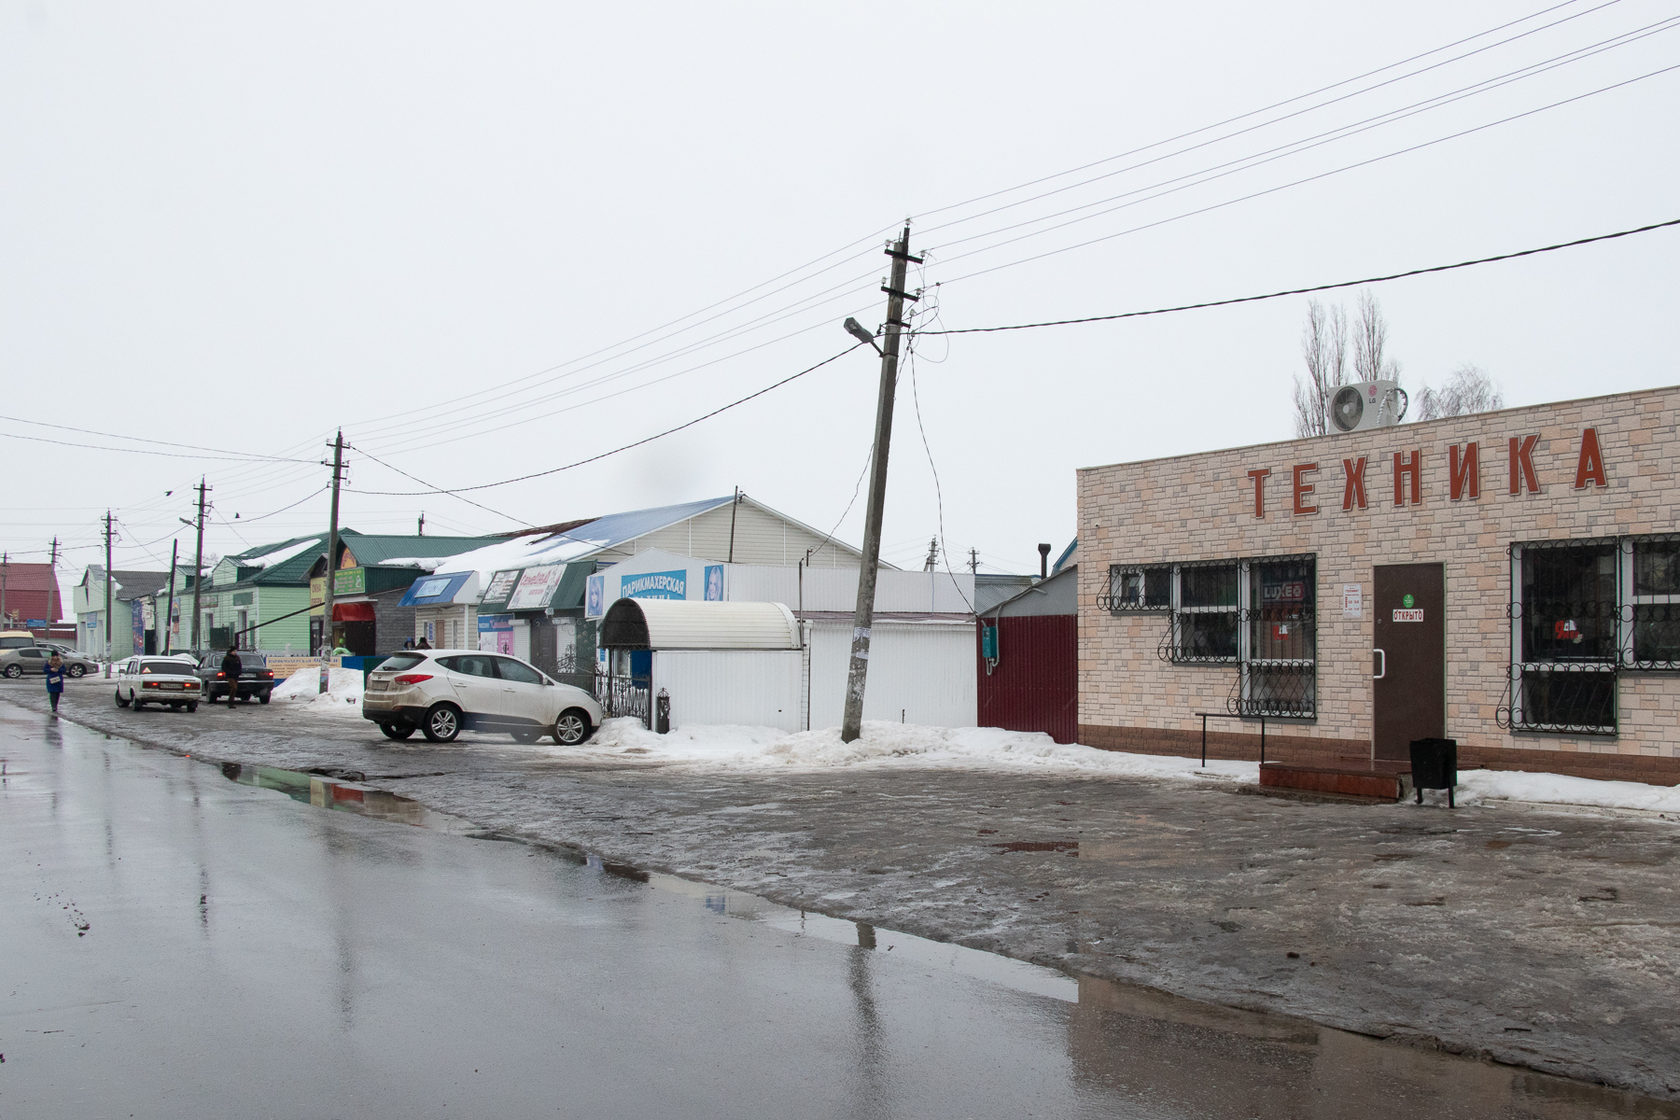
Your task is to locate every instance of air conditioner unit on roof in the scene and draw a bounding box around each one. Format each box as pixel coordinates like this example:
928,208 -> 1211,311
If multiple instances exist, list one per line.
1328,379 -> 1407,433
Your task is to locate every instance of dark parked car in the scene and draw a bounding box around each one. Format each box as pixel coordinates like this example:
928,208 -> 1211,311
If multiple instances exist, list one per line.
195,650 -> 277,703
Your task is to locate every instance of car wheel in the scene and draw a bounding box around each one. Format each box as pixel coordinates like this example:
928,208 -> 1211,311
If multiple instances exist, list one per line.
380,722 -> 416,741
115,689 -> 129,708
132,694 -> 145,711
510,728 -> 543,744
171,703 -> 183,711
258,692 -> 270,705
553,708 -> 593,746
2,664 -> 20,678
187,702 -> 198,713
68,664 -> 87,678
421,703 -> 461,743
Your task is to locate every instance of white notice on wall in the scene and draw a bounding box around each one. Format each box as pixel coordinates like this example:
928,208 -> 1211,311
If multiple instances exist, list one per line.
1341,584 -> 1364,619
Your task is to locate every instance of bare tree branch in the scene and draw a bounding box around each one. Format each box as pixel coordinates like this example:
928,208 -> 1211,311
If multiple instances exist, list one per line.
1416,363 -> 1505,420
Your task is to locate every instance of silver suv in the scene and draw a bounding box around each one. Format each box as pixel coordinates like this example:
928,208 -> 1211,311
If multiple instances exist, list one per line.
361,649 -> 604,745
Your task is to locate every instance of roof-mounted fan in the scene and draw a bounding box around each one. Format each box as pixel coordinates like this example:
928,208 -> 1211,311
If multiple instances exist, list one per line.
1327,380 -> 1404,433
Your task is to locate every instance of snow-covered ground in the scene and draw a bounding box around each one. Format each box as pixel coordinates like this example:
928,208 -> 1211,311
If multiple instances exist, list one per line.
271,668 -> 1680,816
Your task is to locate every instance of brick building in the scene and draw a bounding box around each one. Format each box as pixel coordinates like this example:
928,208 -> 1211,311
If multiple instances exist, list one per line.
1077,385 -> 1680,785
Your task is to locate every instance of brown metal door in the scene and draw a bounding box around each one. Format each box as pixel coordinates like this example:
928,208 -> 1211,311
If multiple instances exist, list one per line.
1372,563 -> 1445,761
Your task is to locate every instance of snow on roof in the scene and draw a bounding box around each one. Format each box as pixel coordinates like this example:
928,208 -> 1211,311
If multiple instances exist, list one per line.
239,537 -> 321,571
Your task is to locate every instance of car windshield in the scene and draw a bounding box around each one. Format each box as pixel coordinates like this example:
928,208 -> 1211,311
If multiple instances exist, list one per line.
377,653 -> 428,673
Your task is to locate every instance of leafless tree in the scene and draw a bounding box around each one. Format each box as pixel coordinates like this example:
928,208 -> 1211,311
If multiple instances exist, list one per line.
1291,299 -> 1348,437
1352,290 -> 1402,383
1416,363 -> 1505,420
1292,291 -> 1405,436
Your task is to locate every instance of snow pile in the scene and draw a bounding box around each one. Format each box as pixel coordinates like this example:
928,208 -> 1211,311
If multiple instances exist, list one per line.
238,537 -> 321,570
577,719 -> 1255,782
273,666 -> 366,716
552,719 -> 1680,816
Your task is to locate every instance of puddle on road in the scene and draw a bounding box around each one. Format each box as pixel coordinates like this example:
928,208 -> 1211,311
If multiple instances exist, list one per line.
209,760 -> 1680,1117
217,762 -> 488,837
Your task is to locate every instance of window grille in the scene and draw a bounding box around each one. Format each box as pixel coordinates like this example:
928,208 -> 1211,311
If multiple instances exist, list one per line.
1501,533 -> 1680,735
1112,554 -> 1316,717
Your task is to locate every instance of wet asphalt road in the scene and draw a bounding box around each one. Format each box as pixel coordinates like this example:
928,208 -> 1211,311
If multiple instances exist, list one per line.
5,679 -> 1680,1110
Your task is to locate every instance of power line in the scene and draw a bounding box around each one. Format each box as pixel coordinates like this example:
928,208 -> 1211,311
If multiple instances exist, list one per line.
921,215 -> 1680,336
934,62 -> 1680,288
354,342 -> 869,499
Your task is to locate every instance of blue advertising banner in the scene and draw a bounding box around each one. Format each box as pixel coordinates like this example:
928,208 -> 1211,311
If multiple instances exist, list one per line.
620,570 -> 686,600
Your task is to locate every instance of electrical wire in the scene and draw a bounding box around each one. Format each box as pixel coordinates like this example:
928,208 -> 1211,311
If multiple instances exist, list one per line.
934,63 -> 1680,288
920,215 -> 1680,336
903,308 -> 974,613
914,0 -> 1630,243
354,342 -> 870,498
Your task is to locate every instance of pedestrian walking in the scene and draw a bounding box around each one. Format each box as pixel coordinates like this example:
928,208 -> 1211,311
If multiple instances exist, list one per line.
44,652 -> 66,716
221,645 -> 242,709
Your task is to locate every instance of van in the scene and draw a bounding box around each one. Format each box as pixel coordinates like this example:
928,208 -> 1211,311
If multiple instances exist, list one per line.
0,630 -> 39,650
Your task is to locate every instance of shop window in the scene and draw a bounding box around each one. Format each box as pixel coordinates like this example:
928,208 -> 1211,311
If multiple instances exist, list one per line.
1625,536 -> 1680,669
1241,558 -> 1317,717
1104,555 -> 1316,716
1104,565 -> 1170,611
1510,540 -> 1618,734
1173,562 -> 1239,662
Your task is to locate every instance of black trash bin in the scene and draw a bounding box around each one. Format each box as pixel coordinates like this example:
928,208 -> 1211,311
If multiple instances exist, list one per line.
1409,737 -> 1458,807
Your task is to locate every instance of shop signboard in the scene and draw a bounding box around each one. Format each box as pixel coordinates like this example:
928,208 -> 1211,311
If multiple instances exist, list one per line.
620,569 -> 686,601
508,564 -> 564,611
477,614 -> 514,654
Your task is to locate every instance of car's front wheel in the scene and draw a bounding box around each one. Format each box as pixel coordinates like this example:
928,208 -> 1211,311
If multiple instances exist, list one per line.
421,703 -> 461,743
380,722 -> 416,741
553,709 -> 593,746
68,664 -> 86,678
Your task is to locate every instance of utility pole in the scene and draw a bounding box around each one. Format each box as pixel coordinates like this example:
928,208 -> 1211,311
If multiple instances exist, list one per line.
841,224 -> 920,744
321,430 -> 346,668
922,536 -> 939,572
969,548 -> 979,574
417,512 -> 425,537
49,537 -> 61,623
1,550 -> 8,627
186,478 -> 209,649
102,512 -> 115,675
164,539 -> 179,654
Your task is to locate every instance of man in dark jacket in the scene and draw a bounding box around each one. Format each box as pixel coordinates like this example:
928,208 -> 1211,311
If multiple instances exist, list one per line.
221,646 -> 243,708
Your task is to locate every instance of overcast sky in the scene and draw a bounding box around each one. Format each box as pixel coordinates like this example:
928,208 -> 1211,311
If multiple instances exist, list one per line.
4,1 -> 1677,600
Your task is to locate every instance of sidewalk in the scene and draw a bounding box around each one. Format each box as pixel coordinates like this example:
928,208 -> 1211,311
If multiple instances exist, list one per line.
7,683 -> 1680,1101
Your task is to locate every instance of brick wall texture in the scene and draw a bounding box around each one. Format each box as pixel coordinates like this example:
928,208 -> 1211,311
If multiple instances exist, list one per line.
1076,385 -> 1680,784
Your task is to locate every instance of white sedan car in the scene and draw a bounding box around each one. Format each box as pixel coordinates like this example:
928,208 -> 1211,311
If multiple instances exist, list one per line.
114,655 -> 203,712
361,649 -> 604,745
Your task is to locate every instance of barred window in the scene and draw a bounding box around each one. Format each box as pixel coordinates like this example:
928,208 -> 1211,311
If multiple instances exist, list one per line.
1510,541 -> 1617,734
1626,536 -> 1680,668
1174,562 -> 1239,662
1242,557 -> 1316,718
1113,555 -> 1318,717
1105,564 -> 1171,611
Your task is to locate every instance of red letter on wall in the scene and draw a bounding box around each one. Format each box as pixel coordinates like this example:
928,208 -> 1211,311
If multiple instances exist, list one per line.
1248,468 -> 1271,518
1292,463 -> 1319,515
1341,457 -> 1367,511
1449,442 -> 1480,501
1575,427 -> 1608,489
1508,435 -> 1540,495
1393,450 -> 1422,507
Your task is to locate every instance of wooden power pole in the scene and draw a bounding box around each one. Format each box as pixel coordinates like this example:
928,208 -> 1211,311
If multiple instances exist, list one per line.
841,224 -> 920,744
320,430 -> 346,671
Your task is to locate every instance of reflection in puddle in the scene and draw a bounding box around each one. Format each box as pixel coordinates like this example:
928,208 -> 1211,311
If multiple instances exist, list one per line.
212,761 -> 1680,1116
218,763 -> 484,836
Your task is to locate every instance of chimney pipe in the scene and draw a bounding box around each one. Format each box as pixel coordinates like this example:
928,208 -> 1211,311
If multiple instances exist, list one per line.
1037,543 -> 1052,580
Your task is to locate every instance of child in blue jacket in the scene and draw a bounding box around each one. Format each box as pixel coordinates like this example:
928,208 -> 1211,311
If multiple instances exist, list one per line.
44,653 -> 66,714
